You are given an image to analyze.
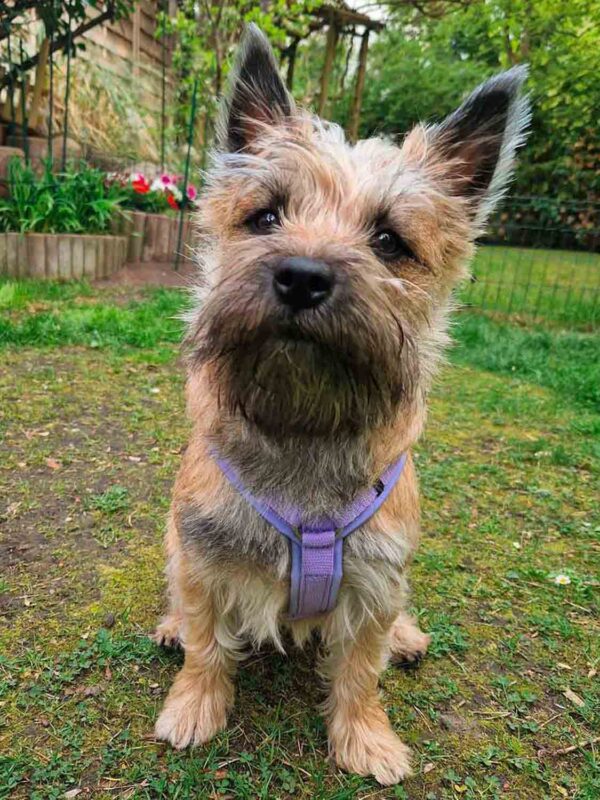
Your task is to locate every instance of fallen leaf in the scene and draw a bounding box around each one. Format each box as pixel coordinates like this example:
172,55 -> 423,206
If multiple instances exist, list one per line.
46,458 -> 61,470
563,688 -> 585,708
63,790 -> 82,799
423,762 -> 435,774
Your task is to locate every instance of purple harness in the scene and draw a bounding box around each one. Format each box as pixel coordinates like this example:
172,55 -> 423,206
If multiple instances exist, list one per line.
214,452 -> 407,620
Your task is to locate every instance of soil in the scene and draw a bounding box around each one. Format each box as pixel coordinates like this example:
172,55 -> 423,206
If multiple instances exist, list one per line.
95,260 -> 197,288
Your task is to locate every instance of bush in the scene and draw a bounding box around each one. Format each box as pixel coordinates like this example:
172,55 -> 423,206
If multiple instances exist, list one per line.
0,159 -> 123,234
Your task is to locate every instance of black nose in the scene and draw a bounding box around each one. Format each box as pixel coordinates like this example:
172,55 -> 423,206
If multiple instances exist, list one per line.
273,257 -> 334,311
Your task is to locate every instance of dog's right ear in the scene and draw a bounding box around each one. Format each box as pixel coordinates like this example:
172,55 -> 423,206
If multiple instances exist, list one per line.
218,24 -> 294,152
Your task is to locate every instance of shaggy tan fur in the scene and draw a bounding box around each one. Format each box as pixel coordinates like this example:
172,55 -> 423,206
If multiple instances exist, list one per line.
153,25 -> 529,785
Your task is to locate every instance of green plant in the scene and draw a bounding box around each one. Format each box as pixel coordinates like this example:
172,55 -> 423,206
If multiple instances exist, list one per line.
90,486 -> 130,514
0,158 -> 124,234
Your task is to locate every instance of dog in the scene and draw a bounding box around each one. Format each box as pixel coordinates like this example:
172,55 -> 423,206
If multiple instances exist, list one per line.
153,24 -> 529,785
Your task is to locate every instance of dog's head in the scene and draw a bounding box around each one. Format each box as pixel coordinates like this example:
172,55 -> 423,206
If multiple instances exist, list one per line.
187,25 -> 529,438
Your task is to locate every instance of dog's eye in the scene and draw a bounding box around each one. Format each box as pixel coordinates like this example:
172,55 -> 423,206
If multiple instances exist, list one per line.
370,229 -> 414,262
247,209 -> 280,234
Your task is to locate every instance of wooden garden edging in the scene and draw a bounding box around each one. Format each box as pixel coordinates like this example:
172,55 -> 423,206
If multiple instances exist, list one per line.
0,233 -> 128,280
112,210 -> 195,264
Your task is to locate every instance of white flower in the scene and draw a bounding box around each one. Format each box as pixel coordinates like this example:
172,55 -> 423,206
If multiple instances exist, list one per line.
150,177 -> 165,192
553,574 -> 571,586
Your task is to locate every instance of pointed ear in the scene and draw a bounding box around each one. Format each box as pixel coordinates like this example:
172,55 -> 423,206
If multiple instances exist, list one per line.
218,24 -> 294,152
420,66 -> 530,226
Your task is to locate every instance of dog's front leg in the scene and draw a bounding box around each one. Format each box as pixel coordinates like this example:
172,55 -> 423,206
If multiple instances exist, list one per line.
155,576 -> 236,749
322,617 -> 412,785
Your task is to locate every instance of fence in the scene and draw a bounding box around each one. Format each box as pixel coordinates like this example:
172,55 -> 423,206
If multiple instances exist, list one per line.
461,196 -> 600,328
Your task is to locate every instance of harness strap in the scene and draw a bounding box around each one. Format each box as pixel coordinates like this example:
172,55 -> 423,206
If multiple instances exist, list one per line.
213,452 -> 407,620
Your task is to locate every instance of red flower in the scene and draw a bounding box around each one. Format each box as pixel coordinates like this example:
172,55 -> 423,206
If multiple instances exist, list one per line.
167,192 -> 179,210
132,176 -> 150,194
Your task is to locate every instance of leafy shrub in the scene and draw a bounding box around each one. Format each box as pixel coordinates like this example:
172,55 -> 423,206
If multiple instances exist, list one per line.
0,158 -> 123,234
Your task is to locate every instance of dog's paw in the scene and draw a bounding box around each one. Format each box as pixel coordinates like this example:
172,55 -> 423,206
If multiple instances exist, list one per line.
389,613 -> 431,665
155,678 -> 228,748
151,614 -> 182,649
331,723 -> 412,786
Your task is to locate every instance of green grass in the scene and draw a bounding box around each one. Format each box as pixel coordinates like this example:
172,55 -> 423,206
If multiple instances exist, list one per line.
462,246 -> 600,327
0,281 -> 185,349
453,313 -> 600,413
1,278 -> 599,799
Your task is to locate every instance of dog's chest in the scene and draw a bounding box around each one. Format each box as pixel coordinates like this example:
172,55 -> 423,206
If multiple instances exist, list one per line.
177,496 -> 409,580
178,498 -> 290,577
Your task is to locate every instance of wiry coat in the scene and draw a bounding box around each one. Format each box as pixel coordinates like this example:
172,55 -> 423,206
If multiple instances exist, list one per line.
154,24 -> 530,786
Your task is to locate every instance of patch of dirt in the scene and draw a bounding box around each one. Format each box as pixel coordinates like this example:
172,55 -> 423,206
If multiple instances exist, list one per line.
0,349 -> 182,632
95,260 -> 197,288
439,712 -> 484,737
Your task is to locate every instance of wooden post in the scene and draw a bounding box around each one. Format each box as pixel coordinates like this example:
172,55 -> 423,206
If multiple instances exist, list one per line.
132,6 -> 141,77
286,38 -> 298,91
318,19 -> 339,116
29,38 -> 50,131
347,28 -> 370,143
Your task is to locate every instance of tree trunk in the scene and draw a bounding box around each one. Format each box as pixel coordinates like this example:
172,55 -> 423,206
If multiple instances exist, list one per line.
347,29 -> 369,143
28,38 -> 50,131
318,20 -> 339,117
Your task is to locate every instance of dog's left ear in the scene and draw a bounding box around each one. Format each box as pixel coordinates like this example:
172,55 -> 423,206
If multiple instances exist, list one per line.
218,24 -> 294,152
407,66 -> 530,227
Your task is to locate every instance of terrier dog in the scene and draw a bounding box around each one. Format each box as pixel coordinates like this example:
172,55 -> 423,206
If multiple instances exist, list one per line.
154,25 -> 529,785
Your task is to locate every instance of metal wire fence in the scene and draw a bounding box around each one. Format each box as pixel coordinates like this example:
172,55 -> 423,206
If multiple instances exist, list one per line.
461,196 -> 600,328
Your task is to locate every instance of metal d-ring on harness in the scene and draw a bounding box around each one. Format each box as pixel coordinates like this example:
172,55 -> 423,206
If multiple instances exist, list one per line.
213,452 -> 408,620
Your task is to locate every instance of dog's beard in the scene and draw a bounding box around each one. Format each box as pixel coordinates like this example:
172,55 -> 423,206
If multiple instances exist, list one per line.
192,301 -> 415,438
223,337 -> 403,436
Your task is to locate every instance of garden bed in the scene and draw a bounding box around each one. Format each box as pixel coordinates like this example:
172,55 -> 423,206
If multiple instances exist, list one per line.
0,232 -> 128,280
112,209 -> 195,264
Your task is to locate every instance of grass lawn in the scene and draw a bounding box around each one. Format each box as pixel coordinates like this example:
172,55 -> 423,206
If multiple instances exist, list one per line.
1,279 -> 598,799
463,246 -> 600,327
